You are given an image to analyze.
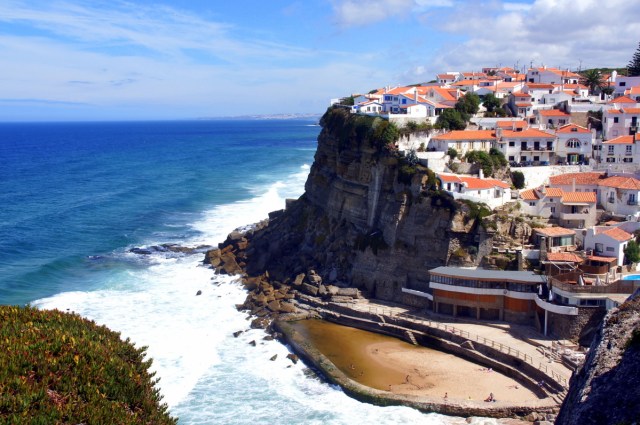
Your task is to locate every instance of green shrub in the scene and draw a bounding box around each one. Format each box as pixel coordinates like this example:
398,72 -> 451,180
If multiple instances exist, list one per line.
511,170 -> 525,189
0,306 -> 176,425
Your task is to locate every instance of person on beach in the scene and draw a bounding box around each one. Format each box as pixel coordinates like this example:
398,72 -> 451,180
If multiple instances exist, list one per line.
444,392 -> 448,399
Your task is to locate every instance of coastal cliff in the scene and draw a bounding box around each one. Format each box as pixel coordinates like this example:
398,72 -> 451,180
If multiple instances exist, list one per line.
232,107 -> 483,303
556,293 -> 640,425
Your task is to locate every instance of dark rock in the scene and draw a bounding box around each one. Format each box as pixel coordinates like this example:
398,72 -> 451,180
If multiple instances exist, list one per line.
293,273 -> 305,286
337,288 -> 360,298
251,317 -> 270,329
301,283 -> 319,296
286,353 -> 299,364
196,290 -> 202,296
233,330 -> 243,338
279,302 -> 297,314
267,300 -> 281,312
263,335 -> 274,341
270,354 -> 278,361
249,340 -> 256,347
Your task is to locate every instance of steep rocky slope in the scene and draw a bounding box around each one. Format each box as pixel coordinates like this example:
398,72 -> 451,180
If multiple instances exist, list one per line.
236,107 -> 486,303
556,293 -> 640,425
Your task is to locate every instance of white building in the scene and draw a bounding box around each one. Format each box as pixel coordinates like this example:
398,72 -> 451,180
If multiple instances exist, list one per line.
526,67 -> 581,85
583,226 -> 635,266
598,175 -> 640,218
437,173 -> 512,209
555,124 -> 594,164
430,130 -> 496,156
602,106 -> 640,140
613,76 -> 640,97
494,128 -> 556,164
601,135 -> 640,165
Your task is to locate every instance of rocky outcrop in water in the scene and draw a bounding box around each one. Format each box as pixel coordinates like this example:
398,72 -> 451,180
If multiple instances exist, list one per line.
556,293 -> 640,425
208,108 -> 486,305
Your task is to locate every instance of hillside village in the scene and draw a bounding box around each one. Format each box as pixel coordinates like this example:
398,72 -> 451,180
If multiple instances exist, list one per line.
331,63 -> 640,345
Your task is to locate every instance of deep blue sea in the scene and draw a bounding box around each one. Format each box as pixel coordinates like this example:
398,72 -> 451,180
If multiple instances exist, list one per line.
0,120 -> 471,424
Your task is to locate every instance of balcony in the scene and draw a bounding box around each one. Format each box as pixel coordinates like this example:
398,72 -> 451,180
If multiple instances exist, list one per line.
628,199 -> 639,206
560,212 -> 589,220
608,197 -> 615,203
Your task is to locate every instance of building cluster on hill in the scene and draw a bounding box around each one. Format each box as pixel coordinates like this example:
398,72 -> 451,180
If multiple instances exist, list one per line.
336,65 -> 640,342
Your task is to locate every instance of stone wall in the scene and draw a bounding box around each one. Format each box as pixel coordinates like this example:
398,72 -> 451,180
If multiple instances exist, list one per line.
547,306 -> 606,343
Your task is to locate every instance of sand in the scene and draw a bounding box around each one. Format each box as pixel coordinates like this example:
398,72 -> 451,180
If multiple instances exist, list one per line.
290,319 -> 540,404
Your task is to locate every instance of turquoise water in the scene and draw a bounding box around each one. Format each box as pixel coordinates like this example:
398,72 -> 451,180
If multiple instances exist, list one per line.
0,120 -> 465,424
622,275 -> 640,280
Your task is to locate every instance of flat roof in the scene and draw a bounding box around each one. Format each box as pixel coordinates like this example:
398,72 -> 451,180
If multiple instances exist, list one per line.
429,266 -> 545,284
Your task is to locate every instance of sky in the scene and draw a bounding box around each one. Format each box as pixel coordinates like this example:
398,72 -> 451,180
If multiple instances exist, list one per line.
0,0 -> 638,121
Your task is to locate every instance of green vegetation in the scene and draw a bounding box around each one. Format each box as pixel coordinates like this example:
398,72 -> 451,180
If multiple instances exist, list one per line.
482,93 -> 504,117
581,69 -> 605,93
321,107 -> 400,152
511,170 -> 525,189
463,148 -> 507,177
403,121 -> 433,133
623,240 -> 640,264
455,92 -> 480,118
435,108 -> 466,130
0,306 -> 176,425
447,147 -> 458,160
459,199 -> 492,222
397,149 -> 419,185
627,42 -> 640,76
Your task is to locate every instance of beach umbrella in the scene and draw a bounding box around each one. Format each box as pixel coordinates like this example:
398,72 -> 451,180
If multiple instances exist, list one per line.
595,276 -> 602,286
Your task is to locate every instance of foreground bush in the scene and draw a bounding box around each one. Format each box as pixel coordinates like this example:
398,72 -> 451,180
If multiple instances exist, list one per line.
0,305 -> 176,424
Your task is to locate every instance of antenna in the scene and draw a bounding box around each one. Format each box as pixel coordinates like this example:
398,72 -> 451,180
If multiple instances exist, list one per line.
578,59 -> 583,73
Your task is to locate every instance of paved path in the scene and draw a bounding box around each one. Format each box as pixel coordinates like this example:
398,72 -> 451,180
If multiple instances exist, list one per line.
349,298 -> 575,384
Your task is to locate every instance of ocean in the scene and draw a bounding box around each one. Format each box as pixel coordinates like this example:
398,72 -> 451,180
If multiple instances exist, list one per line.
0,120 -> 488,424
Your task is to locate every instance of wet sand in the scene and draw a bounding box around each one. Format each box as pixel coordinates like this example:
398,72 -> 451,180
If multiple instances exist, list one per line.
290,319 -> 540,404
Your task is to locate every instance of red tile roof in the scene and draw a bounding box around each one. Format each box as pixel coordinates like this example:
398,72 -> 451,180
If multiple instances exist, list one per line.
609,95 -> 637,104
556,124 -> 591,134
603,135 -> 635,144
520,189 -> 539,200
438,173 -> 510,190
433,130 -> 496,140
546,252 -> 584,263
544,187 -> 564,197
525,83 -> 555,89
600,226 -> 633,242
538,109 -> 570,117
501,129 -> 555,138
549,172 -> 605,186
597,176 -> 640,190
560,191 -> 597,203
534,227 -> 576,237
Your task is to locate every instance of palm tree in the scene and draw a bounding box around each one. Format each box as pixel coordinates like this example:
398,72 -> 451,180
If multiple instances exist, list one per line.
580,69 -> 604,94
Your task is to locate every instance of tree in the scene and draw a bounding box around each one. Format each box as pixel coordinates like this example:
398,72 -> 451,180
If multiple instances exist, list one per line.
455,93 -> 480,118
581,69 -> 604,94
624,240 -> 640,264
436,109 -> 466,130
447,147 -> 458,160
511,170 -> 525,189
483,93 -> 502,113
628,42 -> 640,77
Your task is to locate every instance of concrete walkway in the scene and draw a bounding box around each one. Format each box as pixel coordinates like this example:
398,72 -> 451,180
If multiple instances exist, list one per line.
350,298 -> 575,385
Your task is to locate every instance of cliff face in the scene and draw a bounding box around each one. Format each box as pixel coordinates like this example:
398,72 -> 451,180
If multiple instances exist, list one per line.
243,108 -> 482,303
556,293 -> 640,425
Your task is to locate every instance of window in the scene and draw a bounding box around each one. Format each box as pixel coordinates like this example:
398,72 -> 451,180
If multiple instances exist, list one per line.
402,98 -> 407,104
508,156 -> 515,161
595,243 -> 603,253
620,82 -> 627,87
384,95 -> 392,101
626,145 -> 632,154
606,247 -> 615,252
606,157 -> 616,162
550,206 -> 556,213
509,141 -> 515,147
566,139 -> 581,148
608,146 -> 615,154
623,157 -> 633,163
614,117 -> 619,123
529,201 -> 535,206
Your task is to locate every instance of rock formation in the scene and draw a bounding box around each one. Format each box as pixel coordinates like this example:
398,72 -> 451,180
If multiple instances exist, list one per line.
556,293 -> 640,425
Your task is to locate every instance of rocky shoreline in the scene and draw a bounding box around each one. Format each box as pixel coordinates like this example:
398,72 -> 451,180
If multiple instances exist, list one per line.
203,225 -> 559,423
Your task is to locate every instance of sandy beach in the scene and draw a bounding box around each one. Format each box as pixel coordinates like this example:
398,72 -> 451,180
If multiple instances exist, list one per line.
290,319 -> 540,404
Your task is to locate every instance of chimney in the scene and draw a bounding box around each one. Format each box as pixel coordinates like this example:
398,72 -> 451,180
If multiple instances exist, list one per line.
479,168 -> 484,179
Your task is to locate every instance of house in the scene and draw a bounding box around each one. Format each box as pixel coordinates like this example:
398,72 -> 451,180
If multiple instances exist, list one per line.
526,67 -> 581,85
430,130 -> 496,156
520,188 -> 597,229
534,227 -> 577,253
351,99 -> 383,114
583,225 -> 635,266
523,83 -> 557,104
548,172 -> 605,194
602,106 -> 640,139
613,76 -> 640,97
437,73 -> 458,85
494,128 -> 556,164
436,172 -> 512,209
601,135 -> 640,165
508,92 -> 534,118
424,267 -> 544,324
597,175 -> 640,218
536,109 -> 571,128
555,124 -> 594,165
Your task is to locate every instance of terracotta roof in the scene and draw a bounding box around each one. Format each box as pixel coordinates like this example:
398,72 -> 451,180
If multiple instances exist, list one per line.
556,124 -> 591,134
600,226 -> 633,242
437,74 -> 456,80
597,176 -> 640,190
546,252 -> 584,263
512,91 -> 531,97
525,83 -> 555,90
586,255 -> 617,263
621,108 -> 640,114
562,84 -> 588,90
544,187 -> 564,197
609,96 -> 637,104
538,109 -> 570,117
561,191 -> 597,203
437,173 -> 510,190
607,109 -> 622,114
603,135 -> 635,144
433,130 -> 496,140
385,86 -> 411,95
496,120 -> 527,129
549,172 -> 605,186
515,102 -> 532,107
534,227 -> 576,237
501,129 -> 555,138
520,189 -> 539,200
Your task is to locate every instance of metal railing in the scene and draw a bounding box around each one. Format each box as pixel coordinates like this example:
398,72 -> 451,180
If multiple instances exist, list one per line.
364,306 -> 569,388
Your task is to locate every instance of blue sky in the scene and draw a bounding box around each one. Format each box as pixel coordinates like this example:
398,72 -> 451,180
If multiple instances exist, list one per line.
1,0 -> 638,121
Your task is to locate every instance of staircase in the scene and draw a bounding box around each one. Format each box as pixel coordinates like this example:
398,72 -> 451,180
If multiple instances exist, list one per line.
405,330 -> 418,345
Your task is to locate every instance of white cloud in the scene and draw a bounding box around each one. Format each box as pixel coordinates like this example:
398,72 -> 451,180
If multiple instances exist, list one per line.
410,0 -> 640,79
330,0 -> 453,28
